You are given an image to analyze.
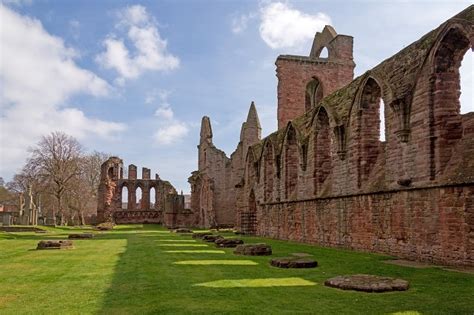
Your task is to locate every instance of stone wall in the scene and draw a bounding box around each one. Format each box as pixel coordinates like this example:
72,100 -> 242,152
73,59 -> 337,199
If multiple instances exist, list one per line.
189,104 -> 261,228
258,185 -> 474,266
235,7 -> 474,266
97,157 -> 191,226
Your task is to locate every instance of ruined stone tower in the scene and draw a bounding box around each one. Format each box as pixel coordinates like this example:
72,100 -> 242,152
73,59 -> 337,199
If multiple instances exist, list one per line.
189,102 -> 261,228
276,25 -> 355,129
97,156 -> 191,226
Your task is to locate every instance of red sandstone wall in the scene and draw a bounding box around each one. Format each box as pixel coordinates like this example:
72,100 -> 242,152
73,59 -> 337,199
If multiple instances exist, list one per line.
257,185 -> 474,266
276,58 -> 354,129
235,8 -> 474,267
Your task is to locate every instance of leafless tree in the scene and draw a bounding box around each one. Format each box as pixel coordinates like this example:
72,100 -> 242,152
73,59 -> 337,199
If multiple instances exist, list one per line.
66,151 -> 108,225
27,132 -> 83,225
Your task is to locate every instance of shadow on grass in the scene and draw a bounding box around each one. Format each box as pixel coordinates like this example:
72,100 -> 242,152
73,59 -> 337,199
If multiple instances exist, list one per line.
95,225 -> 474,314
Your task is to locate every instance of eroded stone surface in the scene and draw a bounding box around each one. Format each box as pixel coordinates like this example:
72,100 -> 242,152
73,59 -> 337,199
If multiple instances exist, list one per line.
202,235 -> 223,242
270,257 -> 318,268
68,233 -> 94,239
37,240 -> 74,250
188,7 -> 474,267
215,238 -> 244,248
192,232 -> 212,239
324,274 -> 409,292
234,243 -> 272,256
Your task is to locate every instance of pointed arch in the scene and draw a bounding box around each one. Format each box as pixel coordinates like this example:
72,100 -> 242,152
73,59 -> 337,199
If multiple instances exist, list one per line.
313,106 -> 332,195
149,186 -> 156,210
284,124 -> 299,199
319,47 -> 329,58
241,189 -> 257,235
135,186 -> 143,210
263,140 -> 275,202
121,185 -> 128,209
427,24 -> 472,178
305,77 -> 324,112
356,77 -> 384,187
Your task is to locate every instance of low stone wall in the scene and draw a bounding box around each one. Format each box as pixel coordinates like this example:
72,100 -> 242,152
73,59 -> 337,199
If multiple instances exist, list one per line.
258,184 -> 474,266
113,210 -> 162,224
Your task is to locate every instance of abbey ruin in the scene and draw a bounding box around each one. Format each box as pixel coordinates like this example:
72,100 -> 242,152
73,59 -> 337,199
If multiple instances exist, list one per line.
188,6 -> 474,266
97,157 -> 192,227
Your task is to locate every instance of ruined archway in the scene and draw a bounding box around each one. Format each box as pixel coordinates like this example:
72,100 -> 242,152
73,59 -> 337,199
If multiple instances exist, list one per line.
241,189 -> 257,235
121,186 -> 128,209
284,125 -> 298,200
136,186 -> 143,210
150,186 -> 156,210
429,26 -> 472,177
357,77 -> 383,187
264,141 -> 274,202
314,107 -> 332,195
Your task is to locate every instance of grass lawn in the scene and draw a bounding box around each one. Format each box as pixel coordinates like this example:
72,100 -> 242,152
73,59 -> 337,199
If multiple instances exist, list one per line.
0,224 -> 473,314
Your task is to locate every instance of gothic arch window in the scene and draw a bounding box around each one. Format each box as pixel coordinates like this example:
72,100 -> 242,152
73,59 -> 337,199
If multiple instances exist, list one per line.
357,77 -> 383,187
264,142 -> 274,202
314,107 -> 332,195
319,47 -> 329,58
460,50 -> 472,114
121,186 -> 128,209
243,189 -> 257,235
285,126 -> 298,200
150,186 -> 156,210
136,186 -> 143,210
430,26 -> 472,177
305,78 -> 324,112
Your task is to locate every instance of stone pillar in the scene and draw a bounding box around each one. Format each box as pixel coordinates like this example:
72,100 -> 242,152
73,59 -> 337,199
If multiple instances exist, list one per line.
128,185 -> 136,210
142,168 -> 151,180
128,165 -> 137,180
142,186 -> 151,210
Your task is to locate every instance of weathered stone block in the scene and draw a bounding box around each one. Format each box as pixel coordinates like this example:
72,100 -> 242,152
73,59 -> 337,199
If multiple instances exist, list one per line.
68,233 -> 94,239
270,257 -> 318,269
215,238 -> 244,248
202,234 -> 223,242
37,240 -> 74,250
234,243 -> 272,256
324,274 -> 409,292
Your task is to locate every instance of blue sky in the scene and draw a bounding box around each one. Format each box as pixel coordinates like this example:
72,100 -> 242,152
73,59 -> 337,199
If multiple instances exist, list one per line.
1,0 -> 472,193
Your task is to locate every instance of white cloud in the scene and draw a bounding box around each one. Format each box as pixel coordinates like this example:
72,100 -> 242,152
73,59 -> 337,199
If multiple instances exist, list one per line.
0,5 -> 125,175
154,122 -> 188,145
155,104 -> 174,120
150,91 -> 188,144
259,2 -> 331,49
96,5 -> 179,82
0,0 -> 32,6
145,88 -> 171,104
232,13 -> 256,34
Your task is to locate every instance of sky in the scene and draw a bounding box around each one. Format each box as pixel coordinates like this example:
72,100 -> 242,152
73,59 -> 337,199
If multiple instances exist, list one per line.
0,0 -> 472,194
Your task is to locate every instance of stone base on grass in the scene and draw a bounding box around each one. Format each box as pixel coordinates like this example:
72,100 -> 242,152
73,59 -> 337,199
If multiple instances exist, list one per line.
203,235 -> 223,242
324,274 -> 409,292
215,238 -> 244,248
234,243 -> 272,256
270,257 -> 318,268
68,233 -> 94,239
37,240 -> 74,250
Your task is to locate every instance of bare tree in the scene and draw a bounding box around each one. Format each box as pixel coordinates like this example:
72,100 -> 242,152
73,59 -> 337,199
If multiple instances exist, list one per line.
27,132 -> 83,225
66,151 -> 108,225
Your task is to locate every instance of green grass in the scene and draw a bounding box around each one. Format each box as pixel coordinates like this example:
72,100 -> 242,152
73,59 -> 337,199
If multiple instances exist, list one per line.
0,224 -> 473,314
